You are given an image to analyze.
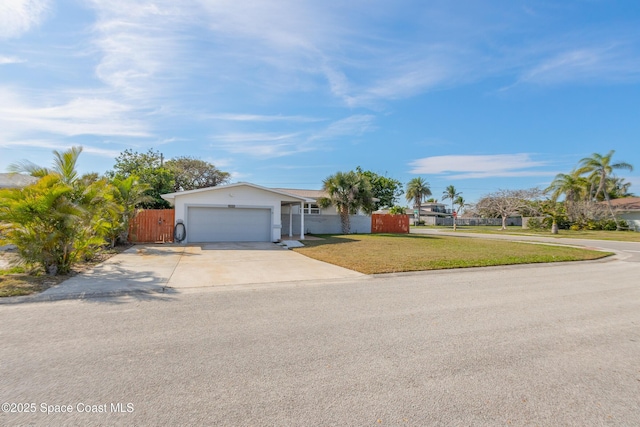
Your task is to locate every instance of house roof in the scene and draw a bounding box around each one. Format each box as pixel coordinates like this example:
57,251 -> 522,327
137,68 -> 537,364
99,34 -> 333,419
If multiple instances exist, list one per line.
160,182 -> 314,203
607,197 -> 640,211
0,173 -> 38,189
271,188 -> 327,199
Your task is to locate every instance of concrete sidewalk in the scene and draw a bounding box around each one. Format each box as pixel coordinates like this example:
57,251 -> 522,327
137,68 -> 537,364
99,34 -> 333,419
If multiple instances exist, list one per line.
4,242 -> 363,302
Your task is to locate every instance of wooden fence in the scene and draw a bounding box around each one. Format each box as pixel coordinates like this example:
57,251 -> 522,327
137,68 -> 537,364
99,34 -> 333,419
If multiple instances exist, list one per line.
371,214 -> 410,234
128,209 -> 175,243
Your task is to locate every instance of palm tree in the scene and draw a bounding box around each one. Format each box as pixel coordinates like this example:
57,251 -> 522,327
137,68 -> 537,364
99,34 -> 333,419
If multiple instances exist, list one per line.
442,185 -> 461,214
0,175 -> 92,274
454,195 -> 466,215
318,171 -> 374,234
9,146 -> 83,185
605,176 -> 634,200
545,170 -> 588,203
578,150 -> 633,229
405,177 -> 431,225
109,176 -> 152,246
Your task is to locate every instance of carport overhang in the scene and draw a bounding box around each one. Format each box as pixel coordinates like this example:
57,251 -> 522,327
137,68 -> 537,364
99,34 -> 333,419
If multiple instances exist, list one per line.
161,182 -> 314,242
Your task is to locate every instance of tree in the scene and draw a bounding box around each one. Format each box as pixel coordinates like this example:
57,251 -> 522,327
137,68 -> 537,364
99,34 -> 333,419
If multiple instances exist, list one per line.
165,156 -> 230,192
318,171 -> 374,234
605,176 -> 634,200
109,149 -> 231,208
442,185 -> 461,214
355,167 -> 403,210
0,175 -> 104,275
104,176 -> 152,247
388,205 -> 406,215
405,177 -> 431,225
545,170 -> 588,203
108,149 -> 174,209
454,195 -> 466,215
475,188 -> 542,230
9,146 -> 84,185
578,150 -> 633,229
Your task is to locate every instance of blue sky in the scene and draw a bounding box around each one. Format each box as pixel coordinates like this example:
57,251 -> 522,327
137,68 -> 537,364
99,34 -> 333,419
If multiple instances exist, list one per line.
1,0 -> 639,204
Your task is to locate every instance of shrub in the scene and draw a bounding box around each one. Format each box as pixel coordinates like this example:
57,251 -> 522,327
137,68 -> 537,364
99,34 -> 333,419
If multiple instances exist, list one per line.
526,218 -> 545,230
0,176 -> 104,275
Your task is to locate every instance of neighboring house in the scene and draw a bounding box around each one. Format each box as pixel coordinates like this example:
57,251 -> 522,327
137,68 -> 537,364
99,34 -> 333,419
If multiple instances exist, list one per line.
0,173 -> 38,189
608,197 -> 640,231
160,182 -> 374,243
406,202 -> 452,225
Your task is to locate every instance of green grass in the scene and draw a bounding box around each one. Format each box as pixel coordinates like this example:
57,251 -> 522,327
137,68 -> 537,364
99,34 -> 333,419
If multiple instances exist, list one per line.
0,265 -> 26,275
293,234 -> 612,274
416,225 -> 640,242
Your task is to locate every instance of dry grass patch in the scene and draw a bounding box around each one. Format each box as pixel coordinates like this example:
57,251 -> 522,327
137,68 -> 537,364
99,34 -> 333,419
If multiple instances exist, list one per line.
293,234 -> 612,274
0,245 -> 131,298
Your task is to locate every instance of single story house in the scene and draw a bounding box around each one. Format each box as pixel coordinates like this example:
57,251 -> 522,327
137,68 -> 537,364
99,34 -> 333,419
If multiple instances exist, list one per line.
609,197 -> 640,231
0,173 -> 38,189
161,182 -> 372,243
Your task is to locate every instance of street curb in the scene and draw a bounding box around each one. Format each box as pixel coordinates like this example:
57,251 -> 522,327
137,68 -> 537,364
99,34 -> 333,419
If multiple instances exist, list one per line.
0,287 -> 175,305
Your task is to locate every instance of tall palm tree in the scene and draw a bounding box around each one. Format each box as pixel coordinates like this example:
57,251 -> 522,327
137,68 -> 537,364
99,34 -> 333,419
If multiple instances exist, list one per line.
405,177 -> 431,225
578,150 -> 633,229
442,185 -> 461,214
454,195 -> 466,215
318,171 -> 374,234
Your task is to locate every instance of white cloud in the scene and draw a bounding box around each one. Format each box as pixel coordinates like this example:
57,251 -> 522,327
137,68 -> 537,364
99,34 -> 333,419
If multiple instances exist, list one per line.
409,154 -> 554,179
0,87 -> 151,138
209,132 -> 310,158
211,132 -> 301,144
208,114 -> 375,158
308,114 -> 375,141
208,113 -> 325,123
86,0 -> 198,99
0,0 -> 50,39
0,55 -> 25,65
0,139 -> 121,158
519,45 -> 640,85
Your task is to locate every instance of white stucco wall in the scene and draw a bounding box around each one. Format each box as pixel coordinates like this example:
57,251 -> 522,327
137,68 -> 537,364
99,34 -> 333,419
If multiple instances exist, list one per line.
170,185 -> 303,242
282,213 -> 372,235
289,204 -> 369,216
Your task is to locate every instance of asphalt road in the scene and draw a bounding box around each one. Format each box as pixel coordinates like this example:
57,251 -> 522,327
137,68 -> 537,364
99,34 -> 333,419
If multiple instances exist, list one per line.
1,240 -> 639,425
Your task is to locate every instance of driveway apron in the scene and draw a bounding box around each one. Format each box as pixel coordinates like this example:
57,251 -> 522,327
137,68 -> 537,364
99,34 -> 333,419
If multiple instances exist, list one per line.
167,242 -> 363,289
28,243 -> 363,300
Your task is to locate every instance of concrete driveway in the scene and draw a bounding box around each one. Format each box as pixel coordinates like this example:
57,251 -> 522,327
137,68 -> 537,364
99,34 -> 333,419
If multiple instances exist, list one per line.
28,242 -> 363,301
167,242 -> 363,290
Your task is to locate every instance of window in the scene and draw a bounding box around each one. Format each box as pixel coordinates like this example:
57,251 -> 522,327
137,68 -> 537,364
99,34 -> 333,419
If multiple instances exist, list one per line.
304,203 -> 320,215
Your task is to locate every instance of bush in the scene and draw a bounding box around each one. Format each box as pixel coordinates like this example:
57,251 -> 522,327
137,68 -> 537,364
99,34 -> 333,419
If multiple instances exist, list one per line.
0,176 -> 105,275
526,218 -> 545,230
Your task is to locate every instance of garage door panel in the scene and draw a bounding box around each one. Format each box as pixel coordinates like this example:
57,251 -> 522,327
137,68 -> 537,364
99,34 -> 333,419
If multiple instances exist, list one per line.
188,207 -> 271,242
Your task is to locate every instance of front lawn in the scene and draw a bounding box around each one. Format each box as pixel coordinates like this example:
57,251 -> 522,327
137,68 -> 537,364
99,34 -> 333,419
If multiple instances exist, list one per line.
293,234 -> 612,274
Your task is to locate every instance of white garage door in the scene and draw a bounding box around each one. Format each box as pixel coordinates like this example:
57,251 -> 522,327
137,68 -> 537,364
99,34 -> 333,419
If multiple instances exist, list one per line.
187,207 -> 272,242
